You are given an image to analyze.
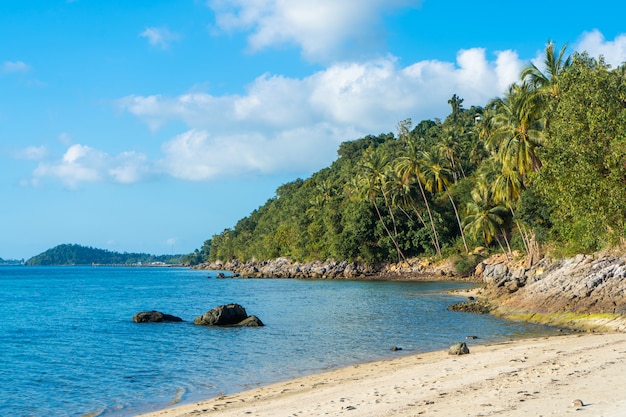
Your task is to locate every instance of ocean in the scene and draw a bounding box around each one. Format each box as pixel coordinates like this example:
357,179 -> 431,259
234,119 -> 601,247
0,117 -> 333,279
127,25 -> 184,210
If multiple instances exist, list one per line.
0,266 -> 561,417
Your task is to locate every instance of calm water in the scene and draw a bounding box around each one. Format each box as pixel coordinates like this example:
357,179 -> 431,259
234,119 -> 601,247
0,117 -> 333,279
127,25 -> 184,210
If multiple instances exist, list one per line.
0,266 -> 561,417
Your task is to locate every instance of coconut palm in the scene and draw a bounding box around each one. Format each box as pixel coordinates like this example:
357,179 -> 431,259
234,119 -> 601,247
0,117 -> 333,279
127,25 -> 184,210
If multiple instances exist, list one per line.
357,149 -> 407,262
487,82 -> 545,178
420,150 -> 469,253
521,41 -> 571,100
395,140 -> 441,255
463,185 -> 509,254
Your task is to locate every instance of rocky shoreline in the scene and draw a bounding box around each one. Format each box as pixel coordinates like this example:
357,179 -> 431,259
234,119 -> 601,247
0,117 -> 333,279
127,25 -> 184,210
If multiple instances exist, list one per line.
198,249 -> 626,332
196,256 -> 468,281
473,251 -> 626,332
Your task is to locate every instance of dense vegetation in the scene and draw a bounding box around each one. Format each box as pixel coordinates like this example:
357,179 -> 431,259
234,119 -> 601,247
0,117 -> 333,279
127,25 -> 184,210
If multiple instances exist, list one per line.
25,244 -> 185,266
194,45 -> 625,266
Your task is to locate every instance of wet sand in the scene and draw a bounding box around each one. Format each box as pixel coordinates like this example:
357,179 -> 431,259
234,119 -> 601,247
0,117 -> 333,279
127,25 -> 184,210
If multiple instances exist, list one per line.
136,332 -> 626,417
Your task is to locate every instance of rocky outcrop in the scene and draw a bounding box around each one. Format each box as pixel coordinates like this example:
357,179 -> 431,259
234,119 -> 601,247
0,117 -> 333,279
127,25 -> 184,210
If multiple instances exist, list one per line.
197,257 -> 462,280
193,304 -> 264,327
473,252 -> 626,331
133,311 -> 183,323
448,342 -> 470,355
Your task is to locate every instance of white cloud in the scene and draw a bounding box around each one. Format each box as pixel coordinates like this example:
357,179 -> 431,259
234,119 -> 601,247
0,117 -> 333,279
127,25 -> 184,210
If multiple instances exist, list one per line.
140,26 -> 180,49
575,30 -> 626,68
2,60 -> 31,73
31,144 -> 152,188
208,0 -> 420,61
118,48 -> 522,181
15,146 -> 48,160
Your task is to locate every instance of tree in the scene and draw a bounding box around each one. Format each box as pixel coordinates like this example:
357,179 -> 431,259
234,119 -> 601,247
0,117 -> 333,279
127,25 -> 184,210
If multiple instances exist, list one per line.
487,82 -> 545,178
356,148 -> 407,262
521,41 -> 571,100
463,184 -> 508,252
534,54 -> 626,252
395,139 -> 442,255
420,150 -> 469,253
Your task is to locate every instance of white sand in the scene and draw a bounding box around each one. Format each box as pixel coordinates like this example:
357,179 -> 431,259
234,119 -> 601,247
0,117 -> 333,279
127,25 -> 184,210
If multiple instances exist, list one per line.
136,333 -> 626,417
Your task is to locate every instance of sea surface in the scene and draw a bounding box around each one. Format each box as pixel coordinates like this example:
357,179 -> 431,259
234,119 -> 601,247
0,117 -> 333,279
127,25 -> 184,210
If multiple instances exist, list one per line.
0,266 -> 562,417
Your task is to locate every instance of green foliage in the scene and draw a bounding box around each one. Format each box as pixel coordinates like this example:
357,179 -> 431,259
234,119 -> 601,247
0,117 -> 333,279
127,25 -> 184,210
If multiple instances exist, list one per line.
534,54 -> 626,252
193,45 -> 626,264
25,244 -> 183,266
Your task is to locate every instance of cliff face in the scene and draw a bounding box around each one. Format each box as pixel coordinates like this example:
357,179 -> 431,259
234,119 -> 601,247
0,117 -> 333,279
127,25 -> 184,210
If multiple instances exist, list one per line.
475,252 -> 626,331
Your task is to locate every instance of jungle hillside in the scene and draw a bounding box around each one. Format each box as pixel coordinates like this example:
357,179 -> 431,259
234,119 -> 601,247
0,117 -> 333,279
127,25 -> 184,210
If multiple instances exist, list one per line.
198,45 -> 626,267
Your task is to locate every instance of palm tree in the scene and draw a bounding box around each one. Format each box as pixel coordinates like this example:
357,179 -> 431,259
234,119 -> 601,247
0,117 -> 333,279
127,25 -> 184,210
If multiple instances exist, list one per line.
357,149 -> 407,262
436,126 -> 466,181
487,82 -> 545,178
420,150 -> 469,253
521,41 -> 571,100
489,164 -> 530,253
395,140 -> 441,256
463,185 -> 509,254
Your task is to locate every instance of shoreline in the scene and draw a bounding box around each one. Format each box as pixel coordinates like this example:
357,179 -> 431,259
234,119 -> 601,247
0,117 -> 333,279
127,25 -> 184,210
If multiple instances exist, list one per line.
135,332 -> 626,417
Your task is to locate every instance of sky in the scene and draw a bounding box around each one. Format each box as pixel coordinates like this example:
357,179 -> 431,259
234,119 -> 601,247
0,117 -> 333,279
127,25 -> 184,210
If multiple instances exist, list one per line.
2,0 -> 626,260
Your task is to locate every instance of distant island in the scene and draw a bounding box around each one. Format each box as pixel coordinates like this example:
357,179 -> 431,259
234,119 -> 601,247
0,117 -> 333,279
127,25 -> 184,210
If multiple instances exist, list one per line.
25,244 -> 185,266
0,257 -> 24,266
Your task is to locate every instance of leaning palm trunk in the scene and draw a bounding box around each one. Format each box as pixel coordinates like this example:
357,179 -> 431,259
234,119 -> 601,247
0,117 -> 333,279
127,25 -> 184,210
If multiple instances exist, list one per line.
418,178 -> 442,256
447,191 -> 469,253
372,200 -> 407,263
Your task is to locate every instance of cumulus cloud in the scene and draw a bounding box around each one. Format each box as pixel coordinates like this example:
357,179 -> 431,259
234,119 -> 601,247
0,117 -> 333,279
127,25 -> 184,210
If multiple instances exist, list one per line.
2,60 -> 31,73
575,29 -> 626,67
118,48 -> 522,181
140,26 -> 180,49
208,0 -> 420,61
31,144 -> 152,188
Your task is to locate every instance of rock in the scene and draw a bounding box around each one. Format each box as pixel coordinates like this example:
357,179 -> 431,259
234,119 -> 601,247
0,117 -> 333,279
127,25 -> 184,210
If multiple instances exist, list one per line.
448,342 -> 470,355
237,315 -> 264,327
571,399 -> 584,408
390,346 -> 403,351
447,300 -> 491,314
194,303 -> 249,326
133,311 -> 183,323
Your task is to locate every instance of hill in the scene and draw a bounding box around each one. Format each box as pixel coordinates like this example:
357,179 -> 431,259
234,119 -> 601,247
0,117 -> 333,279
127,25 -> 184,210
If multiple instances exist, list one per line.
25,244 -> 183,266
202,49 -> 626,266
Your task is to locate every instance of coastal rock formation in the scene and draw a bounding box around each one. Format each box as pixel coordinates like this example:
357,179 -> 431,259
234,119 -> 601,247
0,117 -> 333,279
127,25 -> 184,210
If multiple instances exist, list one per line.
194,304 -> 264,327
474,252 -> 626,331
196,257 -> 460,280
133,311 -> 183,323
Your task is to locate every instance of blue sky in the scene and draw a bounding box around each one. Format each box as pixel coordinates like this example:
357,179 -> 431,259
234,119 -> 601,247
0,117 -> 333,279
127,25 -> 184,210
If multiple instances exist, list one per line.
2,0 -> 625,260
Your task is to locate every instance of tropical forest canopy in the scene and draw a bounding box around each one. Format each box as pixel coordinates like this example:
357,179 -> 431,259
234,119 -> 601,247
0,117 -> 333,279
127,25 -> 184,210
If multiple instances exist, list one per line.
199,45 -> 626,266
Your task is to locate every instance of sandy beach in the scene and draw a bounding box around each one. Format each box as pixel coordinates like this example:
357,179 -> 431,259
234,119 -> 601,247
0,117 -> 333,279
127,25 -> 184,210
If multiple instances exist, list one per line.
136,332 -> 626,417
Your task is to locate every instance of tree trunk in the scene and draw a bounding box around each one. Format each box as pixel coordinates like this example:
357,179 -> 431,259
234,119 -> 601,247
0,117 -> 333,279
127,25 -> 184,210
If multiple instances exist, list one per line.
447,190 -> 469,253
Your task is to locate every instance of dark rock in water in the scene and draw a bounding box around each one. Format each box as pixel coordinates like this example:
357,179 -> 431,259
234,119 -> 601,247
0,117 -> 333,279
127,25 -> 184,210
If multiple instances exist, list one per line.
390,346 -> 403,351
237,315 -> 264,327
194,303 -> 252,326
466,335 -> 479,340
448,342 -> 470,355
447,300 -> 492,314
133,311 -> 183,323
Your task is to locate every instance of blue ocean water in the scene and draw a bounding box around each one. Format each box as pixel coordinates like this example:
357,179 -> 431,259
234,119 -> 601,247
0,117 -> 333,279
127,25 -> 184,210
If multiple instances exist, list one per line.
0,266 -> 560,417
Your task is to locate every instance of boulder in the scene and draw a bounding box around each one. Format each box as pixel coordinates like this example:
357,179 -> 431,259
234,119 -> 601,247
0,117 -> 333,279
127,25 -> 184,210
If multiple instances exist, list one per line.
448,342 -> 470,355
237,315 -> 264,327
133,310 -> 183,323
194,303 -> 262,326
